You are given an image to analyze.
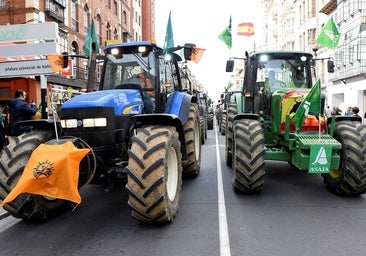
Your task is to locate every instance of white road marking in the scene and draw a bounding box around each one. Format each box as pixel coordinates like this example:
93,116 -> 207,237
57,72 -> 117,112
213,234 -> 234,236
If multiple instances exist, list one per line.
215,124 -> 231,256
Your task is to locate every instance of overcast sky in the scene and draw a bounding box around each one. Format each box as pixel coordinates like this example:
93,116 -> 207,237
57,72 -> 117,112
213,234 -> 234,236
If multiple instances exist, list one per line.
154,0 -> 264,101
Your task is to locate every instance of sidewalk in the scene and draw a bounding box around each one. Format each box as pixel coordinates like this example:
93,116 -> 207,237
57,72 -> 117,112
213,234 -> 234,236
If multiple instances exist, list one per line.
0,203 -> 11,220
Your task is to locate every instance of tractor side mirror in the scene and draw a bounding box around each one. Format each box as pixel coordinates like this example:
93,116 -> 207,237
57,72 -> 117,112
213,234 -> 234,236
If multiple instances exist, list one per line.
183,43 -> 196,60
226,60 -> 234,72
327,60 -> 335,73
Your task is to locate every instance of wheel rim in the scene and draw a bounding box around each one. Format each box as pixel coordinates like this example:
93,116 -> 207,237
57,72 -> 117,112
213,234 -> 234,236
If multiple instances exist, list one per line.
329,169 -> 341,179
166,146 -> 178,201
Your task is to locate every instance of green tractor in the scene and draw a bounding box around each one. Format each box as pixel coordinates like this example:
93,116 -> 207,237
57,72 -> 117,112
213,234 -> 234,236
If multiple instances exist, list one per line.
206,96 -> 214,130
225,50 -> 366,196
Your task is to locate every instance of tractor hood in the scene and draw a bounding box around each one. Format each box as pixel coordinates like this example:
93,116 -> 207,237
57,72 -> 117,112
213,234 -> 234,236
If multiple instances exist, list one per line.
61,89 -> 143,115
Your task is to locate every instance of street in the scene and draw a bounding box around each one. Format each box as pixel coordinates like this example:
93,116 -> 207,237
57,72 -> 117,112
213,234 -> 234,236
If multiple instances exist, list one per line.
1,123 -> 366,256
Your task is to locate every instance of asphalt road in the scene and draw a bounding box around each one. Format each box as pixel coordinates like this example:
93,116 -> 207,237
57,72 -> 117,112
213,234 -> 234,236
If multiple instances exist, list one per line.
1,123 -> 366,256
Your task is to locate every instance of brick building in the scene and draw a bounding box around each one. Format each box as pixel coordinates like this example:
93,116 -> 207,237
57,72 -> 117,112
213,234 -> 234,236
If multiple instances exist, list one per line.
0,0 -> 155,90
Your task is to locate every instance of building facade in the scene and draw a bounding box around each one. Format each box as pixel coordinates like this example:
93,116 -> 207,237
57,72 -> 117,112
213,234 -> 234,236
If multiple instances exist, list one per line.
259,0 -> 366,117
0,0 -> 154,117
0,0 -> 155,85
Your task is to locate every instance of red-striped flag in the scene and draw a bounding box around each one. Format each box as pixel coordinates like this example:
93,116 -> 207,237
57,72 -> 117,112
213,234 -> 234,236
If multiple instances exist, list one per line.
237,22 -> 254,36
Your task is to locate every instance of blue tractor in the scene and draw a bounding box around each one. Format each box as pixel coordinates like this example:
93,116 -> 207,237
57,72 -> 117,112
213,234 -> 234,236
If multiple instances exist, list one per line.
0,41 -> 202,224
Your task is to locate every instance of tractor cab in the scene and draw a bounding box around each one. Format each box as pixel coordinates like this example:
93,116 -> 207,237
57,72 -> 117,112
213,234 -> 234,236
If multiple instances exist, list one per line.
239,51 -> 327,134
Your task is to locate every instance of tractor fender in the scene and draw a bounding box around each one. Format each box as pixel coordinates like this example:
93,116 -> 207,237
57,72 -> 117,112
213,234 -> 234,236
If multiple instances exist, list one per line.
13,119 -> 62,134
164,91 -> 193,124
326,115 -> 362,136
233,113 -> 259,122
131,113 -> 188,161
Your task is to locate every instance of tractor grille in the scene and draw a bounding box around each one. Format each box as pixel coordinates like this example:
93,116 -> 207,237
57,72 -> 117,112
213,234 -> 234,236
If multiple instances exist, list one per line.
296,134 -> 341,149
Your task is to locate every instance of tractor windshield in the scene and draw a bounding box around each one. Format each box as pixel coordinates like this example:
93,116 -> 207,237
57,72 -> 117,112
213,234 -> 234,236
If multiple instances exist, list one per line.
101,51 -> 157,90
255,53 -> 312,91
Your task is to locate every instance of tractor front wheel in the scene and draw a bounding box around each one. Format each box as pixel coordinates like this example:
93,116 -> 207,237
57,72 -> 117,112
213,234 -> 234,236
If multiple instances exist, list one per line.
232,119 -> 265,193
225,103 -> 237,167
126,125 -> 182,223
322,121 -> 366,196
0,131 -> 72,222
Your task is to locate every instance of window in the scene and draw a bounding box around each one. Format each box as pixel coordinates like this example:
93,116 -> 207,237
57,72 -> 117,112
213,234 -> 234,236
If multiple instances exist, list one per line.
114,0 -> 118,15
71,0 -> 78,32
45,0 -> 65,22
114,29 -> 118,40
95,16 -> 101,50
123,11 -> 128,26
106,23 -> 111,41
59,30 -> 68,54
0,0 -> 6,8
84,5 -> 89,33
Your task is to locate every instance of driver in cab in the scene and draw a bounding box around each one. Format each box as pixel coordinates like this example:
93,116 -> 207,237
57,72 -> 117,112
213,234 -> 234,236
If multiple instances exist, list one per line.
289,69 -> 306,88
135,69 -> 155,113
265,70 -> 282,91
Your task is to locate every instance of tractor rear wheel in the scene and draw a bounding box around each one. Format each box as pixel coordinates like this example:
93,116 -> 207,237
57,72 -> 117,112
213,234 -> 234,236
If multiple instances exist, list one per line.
225,103 -> 237,167
322,121 -> 366,196
232,119 -> 265,193
126,125 -> 182,223
220,113 -> 227,135
0,131 -> 72,222
200,116 -> 205,145
182,103 -> 201,177
207,111 -> 214,130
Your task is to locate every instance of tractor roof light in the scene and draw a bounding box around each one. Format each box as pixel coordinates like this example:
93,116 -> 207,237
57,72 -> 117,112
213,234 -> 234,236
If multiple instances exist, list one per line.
138,46 -> 147,53
111,48 -> 119,56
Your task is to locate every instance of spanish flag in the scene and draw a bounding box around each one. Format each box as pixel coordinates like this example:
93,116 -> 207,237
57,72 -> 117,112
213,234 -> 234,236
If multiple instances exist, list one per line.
237,22 -> 254,36
1,142 -> 90,206
190,47 -> 206,64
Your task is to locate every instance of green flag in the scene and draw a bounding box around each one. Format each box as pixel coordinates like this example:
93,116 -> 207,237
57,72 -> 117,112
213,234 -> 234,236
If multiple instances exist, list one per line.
218,16 -> 232,49
83,19 -> 99,55
164,12 -> 174,51
292,79 -> 321,131
316,17 -> 340,49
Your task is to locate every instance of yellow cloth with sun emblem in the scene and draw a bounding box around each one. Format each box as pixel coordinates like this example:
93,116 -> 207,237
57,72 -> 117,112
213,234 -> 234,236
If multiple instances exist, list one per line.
1,141 -> 90,206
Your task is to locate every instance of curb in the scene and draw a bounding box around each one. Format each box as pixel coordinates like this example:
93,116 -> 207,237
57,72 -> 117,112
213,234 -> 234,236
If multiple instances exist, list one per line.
0,207 -> 11,220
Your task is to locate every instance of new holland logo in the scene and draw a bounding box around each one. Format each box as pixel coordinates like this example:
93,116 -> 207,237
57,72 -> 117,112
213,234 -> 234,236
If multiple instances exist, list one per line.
309,145 -> 331,174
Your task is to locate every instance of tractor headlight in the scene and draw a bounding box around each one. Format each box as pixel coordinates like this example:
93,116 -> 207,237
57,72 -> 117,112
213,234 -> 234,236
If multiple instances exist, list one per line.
83,118 -> 107,127
60,119 -> 78,128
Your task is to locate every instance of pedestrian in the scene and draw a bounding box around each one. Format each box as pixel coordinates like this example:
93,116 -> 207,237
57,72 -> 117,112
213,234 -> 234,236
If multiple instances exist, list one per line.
0,105 -> 6,150
8,89 -> 37,136
326,106 -> 332,118
352,106 -> 360,116
345,106 -> 352,116
331,106 -> 342,116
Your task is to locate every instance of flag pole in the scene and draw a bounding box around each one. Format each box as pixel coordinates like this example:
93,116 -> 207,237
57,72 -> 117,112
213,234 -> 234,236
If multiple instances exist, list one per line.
318,113 -> 321,140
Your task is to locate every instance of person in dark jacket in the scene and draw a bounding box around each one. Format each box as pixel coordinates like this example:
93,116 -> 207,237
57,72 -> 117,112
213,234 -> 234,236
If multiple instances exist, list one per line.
352,106 -> 360,116
8,89 -> 37,136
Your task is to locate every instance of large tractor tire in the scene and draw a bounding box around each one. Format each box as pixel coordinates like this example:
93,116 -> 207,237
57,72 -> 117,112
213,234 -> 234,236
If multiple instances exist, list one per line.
182,103 -> 201,177
207,112 -> 214,130
225,103 -> 237,167
126,125 -> 182,223
232,119 -> 265,193
0,131 -> 72,222
220,112 -> 227,135
322,121 -> 366,196
199,116 -> 205,145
